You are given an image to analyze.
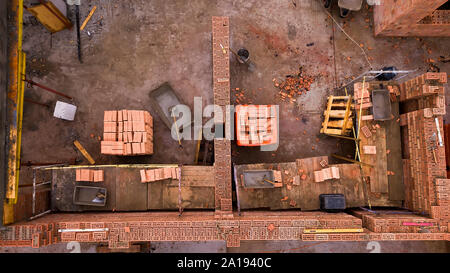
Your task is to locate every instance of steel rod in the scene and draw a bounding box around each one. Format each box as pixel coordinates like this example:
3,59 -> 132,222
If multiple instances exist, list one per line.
23,78 -> 72,99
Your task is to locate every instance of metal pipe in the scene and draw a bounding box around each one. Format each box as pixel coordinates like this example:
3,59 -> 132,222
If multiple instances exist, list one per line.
233,164 -> 241,216
23,78 -> 72,99
59,228 -> 109,233
75,4 -> 82,63
24,98 -> 50,108
28,209 -> 51,221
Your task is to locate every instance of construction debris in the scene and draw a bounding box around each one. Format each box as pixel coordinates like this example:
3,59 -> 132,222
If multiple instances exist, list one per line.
273,66 -> 315,101
101,110 -> 154,155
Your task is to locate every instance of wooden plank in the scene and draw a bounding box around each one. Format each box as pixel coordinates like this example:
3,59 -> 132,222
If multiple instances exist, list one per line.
386,102 -> 405,200
326,110 -> 346,118
80,6 -> 96,30
74,140 -> 95,165
322,96 -> 334,132
341,95 -> 352,133
115,168 -> 147,211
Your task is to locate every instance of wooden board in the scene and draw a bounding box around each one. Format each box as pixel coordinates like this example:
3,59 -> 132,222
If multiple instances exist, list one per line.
358,107 -> 389,193
385,102 -> 405,200
235,157 -> 366,210
147,166 -> 215,210
115,168 -> 147,211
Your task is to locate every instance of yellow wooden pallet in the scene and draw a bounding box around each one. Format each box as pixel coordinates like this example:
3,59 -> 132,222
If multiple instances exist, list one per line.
320,95 -> 353,136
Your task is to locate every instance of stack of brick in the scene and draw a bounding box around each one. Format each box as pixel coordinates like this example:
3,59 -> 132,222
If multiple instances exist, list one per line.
236,105 -> 277,146
212,16 -> 232,216
313,166 -> 339,182
101,110 -> 154,155
387,85 -> 400,102
76,169 -> 104,182
353,82 -> 372,110
140,167 -> 180,183
399,72 -> 447,116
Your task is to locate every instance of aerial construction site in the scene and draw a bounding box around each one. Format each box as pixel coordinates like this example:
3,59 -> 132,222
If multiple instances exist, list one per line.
1,0 -> 450,255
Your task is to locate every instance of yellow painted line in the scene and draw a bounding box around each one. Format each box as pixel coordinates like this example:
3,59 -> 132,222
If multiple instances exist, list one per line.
303,229 -> 364,234
5,0 -> 24,205
73,140 -> 95,165
80,6 -> 96,30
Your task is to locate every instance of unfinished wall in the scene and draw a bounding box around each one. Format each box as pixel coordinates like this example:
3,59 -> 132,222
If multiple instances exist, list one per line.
212,16 -> 232,217
374,0 -> 450,36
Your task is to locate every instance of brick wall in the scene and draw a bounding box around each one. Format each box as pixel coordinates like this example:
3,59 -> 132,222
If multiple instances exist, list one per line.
212,16 -> 232,216
1,210 -> 449,248
399,72 -> 448,216
373,0 -> 450,36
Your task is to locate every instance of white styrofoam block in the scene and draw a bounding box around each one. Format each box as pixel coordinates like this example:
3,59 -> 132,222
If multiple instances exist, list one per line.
54,101 -> 77,121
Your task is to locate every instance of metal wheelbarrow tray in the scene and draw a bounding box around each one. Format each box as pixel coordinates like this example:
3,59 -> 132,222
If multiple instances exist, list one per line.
148,82 -> 192,131
372,89 -> 392,121
242,170 -> 275,189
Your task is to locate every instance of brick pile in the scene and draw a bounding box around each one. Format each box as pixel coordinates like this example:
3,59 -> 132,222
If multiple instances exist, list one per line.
212,16 -> 232,216
140,167 -> 180,183
76,169 -> 104,182
236,105 -> 277,146
101,110 -> 153,155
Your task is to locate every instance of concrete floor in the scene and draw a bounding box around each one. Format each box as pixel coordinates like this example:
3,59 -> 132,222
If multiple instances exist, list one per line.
0,240 -> 448,253
20,0 -> 450,167
12,0 -> 450,252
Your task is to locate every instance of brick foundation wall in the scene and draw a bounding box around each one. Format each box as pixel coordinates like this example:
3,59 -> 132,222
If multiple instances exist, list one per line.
1,211 -> 448,248
212,16 -> 232,216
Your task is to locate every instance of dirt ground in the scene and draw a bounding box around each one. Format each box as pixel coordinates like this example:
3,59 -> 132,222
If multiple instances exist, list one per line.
20,1 -> 449,169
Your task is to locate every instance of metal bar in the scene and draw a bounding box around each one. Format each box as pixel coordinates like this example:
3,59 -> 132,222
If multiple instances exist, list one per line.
23,78 -> 72,99
178,165 -> 183,216
58,228 -> 109,233
43,164 -> 180,170
435,117 -> 444,146
24,98 -> 50,108
233,164 -> 241,216
303,228 -> 364,234
325,134 -> 361,142
75,4 -> 82,63
402,222 -> 434,226
331,154 -> 374,167
28,209 -> 51,221
32,168 -> 36,215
